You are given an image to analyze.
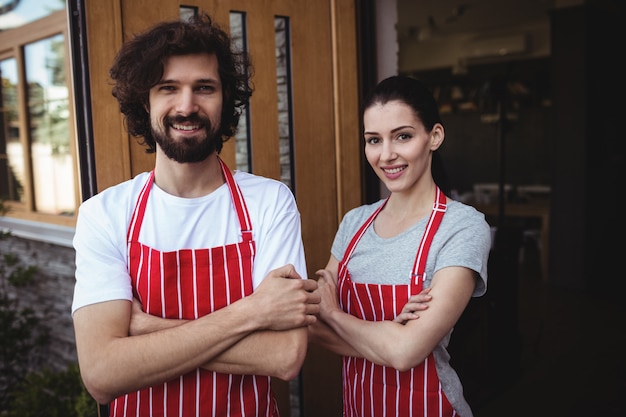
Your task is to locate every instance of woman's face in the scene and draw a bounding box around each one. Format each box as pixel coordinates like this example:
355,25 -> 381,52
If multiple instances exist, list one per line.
363,100 -> 443,195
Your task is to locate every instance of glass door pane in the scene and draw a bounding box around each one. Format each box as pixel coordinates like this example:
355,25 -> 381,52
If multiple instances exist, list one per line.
0,57 -> 24,203
25,34 -> 76,215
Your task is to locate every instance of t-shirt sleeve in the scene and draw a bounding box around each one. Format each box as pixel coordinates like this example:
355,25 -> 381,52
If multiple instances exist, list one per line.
432,207 -> 491,297
250,182 -> 307,288
71,195 -> 133,315
330,204 -> 371,262
332,201 -> 394,269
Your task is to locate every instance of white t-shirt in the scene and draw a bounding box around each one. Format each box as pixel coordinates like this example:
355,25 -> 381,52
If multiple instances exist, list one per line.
331,199 -> 490,295
72,170 -> 307,315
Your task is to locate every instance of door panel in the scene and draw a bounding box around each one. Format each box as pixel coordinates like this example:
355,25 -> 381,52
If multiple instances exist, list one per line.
84,1 -> 362,415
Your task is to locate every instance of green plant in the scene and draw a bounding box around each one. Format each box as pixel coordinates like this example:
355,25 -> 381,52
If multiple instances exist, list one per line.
0,202 -> 49,410
0,201 -> 95,416
3,364 -> 96,417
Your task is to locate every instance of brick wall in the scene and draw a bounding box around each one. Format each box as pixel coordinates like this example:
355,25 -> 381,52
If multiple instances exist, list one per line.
0,234 -> 77,372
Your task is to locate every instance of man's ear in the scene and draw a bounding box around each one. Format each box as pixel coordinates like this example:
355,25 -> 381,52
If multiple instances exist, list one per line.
430,123 -> 445,151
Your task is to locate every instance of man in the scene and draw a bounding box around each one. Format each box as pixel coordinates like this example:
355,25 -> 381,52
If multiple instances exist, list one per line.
71,13 -> 320,416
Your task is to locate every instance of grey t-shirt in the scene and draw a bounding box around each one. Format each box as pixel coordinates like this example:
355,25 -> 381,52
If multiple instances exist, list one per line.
331,198 -> 492,417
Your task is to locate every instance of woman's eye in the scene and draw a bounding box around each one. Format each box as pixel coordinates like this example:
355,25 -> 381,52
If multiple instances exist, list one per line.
365,137 -> 379,145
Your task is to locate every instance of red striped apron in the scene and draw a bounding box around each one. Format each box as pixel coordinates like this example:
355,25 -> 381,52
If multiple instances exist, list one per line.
112,158 -> 279,417
337,187 -> 457,417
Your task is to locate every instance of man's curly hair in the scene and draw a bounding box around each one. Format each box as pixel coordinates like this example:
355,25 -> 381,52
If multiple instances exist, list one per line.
109,13 -> 253,153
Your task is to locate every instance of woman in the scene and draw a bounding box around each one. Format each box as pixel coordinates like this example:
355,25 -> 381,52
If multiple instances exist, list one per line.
309,76 -> 491,417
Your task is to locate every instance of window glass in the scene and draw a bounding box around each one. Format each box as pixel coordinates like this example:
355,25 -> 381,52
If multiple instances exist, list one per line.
0,57 -> 24,203
178,7 -> 252,173
275,16 -> 294,190
0,0 -> 65,30
229,11 -> 252,173
180,5 -> 197,22
25,34 -> 75,216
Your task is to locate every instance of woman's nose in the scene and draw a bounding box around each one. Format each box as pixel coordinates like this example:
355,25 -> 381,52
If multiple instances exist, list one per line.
380,140 -> 396,161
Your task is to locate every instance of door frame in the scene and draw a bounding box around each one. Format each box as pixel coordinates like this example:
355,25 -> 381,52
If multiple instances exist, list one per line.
72,1 -> 365,416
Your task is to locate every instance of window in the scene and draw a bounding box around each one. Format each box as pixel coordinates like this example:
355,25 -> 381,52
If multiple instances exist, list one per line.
0,3 -> 76,243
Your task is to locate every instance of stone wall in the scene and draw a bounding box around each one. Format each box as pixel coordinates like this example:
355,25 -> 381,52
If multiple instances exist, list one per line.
0,234 -> 77,372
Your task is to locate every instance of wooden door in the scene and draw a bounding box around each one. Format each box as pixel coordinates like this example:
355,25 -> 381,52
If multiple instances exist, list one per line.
82,0 -> 362,416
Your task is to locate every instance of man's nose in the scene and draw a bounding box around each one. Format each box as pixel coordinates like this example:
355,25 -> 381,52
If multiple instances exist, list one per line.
176,89 -> 199,115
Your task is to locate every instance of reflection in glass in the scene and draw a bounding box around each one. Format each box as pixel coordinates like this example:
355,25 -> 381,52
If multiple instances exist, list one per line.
25,34 -> 76,215
0,0 -> 65,31
0,58 -> 24,202
180,5 -> 197,22
276,17 -> 299,414
275,16 -> 294,190
229,11 -> 252,173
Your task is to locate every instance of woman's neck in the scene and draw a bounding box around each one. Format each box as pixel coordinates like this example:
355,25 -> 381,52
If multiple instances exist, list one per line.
374,182 -> 440,238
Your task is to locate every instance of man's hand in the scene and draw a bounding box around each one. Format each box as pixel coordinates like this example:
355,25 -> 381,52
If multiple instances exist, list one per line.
129,298 -> 166,336
247,264 -> 320,331
130,264 -> 320,334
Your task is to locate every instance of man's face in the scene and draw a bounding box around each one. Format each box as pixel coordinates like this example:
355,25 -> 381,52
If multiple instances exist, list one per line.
148,53 -> 223,163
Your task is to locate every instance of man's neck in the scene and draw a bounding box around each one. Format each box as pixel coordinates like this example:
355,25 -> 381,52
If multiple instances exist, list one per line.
153,152 -> 226,198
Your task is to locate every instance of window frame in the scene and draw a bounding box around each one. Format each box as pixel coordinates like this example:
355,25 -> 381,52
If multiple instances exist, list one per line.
0,9 -> 78,246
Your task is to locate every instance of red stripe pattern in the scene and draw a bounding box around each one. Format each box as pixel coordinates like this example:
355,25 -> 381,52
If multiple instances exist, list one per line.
114,160 -> 278,417
337,189 -> 458,417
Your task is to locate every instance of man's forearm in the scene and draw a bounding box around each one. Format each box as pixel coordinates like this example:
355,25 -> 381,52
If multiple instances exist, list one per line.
74,299 -> 261,404
131,304 -> 307,380
205,327 -> 307,380
308,319 -> 362,357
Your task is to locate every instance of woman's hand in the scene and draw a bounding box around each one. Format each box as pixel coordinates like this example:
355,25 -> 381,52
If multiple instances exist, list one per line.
393,287 -> 433,324
314,268 -> 342,321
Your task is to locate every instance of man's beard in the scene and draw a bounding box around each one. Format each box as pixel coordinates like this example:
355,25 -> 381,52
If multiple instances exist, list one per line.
153,115 -> 221,163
